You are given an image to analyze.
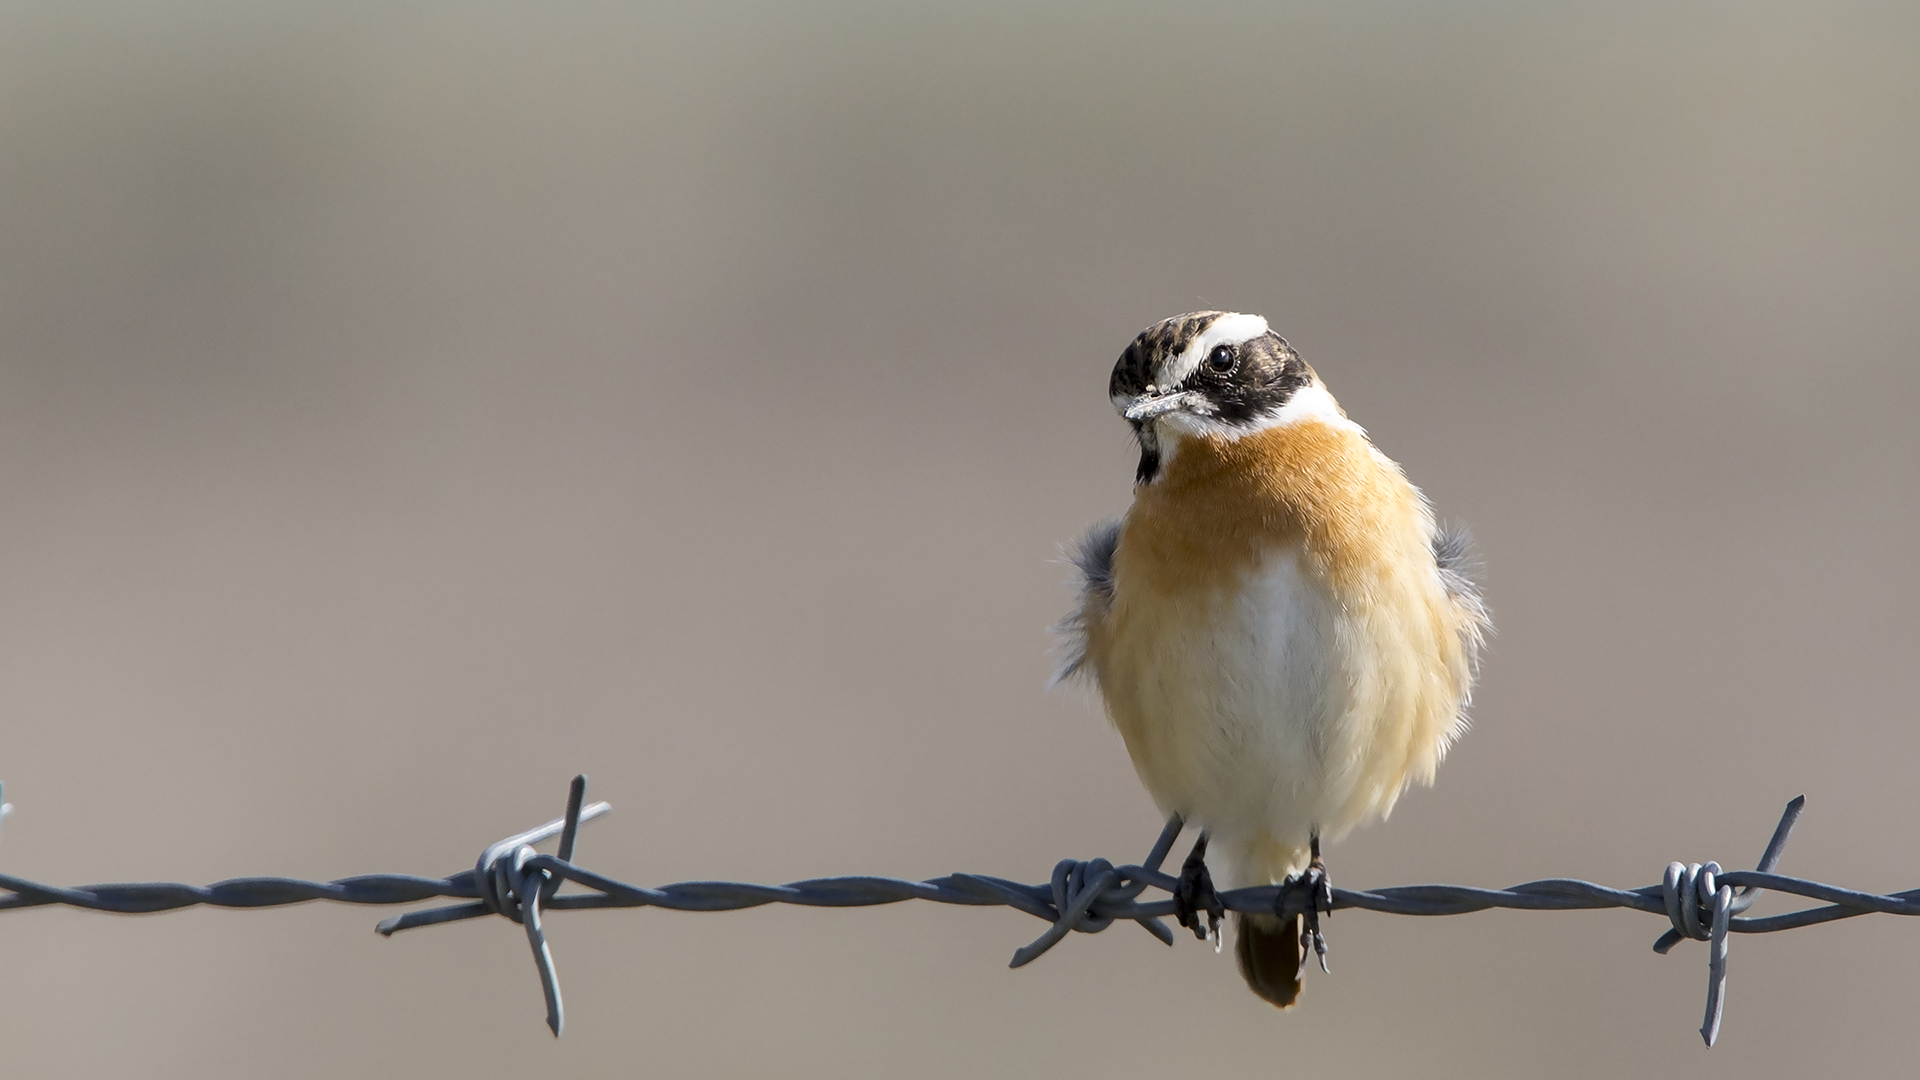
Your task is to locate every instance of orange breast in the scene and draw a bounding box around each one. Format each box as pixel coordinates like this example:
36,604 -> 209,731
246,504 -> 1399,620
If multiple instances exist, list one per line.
1117,419 -> 1428,600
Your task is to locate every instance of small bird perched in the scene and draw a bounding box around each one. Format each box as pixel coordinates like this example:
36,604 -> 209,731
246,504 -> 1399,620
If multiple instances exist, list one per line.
1056,311 -> 1489,1008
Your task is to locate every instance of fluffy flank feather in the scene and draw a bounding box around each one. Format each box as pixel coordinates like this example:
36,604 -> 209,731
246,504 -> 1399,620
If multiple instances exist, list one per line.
1049,517 -> 1122,687
1432,523 -> 1492,680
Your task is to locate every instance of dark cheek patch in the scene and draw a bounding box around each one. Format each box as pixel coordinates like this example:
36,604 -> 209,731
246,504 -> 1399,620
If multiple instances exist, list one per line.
1200,347 -> 1311,425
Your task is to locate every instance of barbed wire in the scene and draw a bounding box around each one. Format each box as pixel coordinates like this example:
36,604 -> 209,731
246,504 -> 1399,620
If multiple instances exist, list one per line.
3,776 -> 1917,1046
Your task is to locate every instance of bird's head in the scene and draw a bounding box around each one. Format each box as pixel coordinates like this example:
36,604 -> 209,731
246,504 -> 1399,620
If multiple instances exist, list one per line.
1109,311 -> 1317,482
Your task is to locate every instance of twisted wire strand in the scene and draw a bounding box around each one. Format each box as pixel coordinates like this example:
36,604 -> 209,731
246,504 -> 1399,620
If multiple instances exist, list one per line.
4,779 -> 1917,1045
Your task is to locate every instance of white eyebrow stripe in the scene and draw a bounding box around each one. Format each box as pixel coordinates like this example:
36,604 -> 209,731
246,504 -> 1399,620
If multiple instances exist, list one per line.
1161,312 -> 1271,385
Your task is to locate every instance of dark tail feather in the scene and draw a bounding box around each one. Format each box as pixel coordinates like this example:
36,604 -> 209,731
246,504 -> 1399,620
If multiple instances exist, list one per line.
1234,911 -> 1303,1009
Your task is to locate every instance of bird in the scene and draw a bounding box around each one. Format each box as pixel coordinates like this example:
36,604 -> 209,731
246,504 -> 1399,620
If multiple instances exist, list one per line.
1054,311 -> 1489,1008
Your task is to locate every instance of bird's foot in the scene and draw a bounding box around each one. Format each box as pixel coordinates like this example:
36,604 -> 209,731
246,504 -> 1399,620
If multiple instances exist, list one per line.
1171,833 -> 1226,952
1282,840 -> 1334,977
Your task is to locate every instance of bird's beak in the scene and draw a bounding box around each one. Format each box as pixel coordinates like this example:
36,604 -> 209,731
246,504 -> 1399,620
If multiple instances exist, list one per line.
1123,390 -> 1203,422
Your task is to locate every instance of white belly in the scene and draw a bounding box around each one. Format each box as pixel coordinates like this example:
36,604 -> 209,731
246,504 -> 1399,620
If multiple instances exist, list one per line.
1101,541 -> 1434,887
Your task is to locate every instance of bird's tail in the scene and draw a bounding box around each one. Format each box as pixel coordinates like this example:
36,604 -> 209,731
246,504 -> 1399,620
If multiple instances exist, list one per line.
1234,911 -> 1303,1009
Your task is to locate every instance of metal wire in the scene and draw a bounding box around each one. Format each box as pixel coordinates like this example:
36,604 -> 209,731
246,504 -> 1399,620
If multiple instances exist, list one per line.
3,778 -> 1916,1044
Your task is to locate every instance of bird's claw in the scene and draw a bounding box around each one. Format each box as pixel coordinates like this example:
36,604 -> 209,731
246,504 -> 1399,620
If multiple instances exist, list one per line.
1172,834 -> 1226,952
1283,851 -> 1334,977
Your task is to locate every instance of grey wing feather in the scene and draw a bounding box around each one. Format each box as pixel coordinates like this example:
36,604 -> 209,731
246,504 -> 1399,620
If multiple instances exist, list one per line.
1049,516 -> 1122,687
1432,523 -> 1492,678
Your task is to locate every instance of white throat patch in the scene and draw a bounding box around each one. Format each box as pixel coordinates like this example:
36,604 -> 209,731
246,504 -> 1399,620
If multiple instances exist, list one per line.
1260,381 -> 1360,434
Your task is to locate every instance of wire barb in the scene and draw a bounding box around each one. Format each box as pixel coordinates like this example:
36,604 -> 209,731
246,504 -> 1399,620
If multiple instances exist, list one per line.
5,783 -> 1917,1045
370,774 -> 609,1036
1650,795 -> 1807,1045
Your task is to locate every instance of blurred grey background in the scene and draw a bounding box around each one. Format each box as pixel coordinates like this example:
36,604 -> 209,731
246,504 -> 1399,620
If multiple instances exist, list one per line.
2,3 -> 1916,1077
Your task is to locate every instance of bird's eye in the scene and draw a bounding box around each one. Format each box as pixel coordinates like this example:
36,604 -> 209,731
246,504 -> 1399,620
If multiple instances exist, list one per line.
1207,345 -> 1236,373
